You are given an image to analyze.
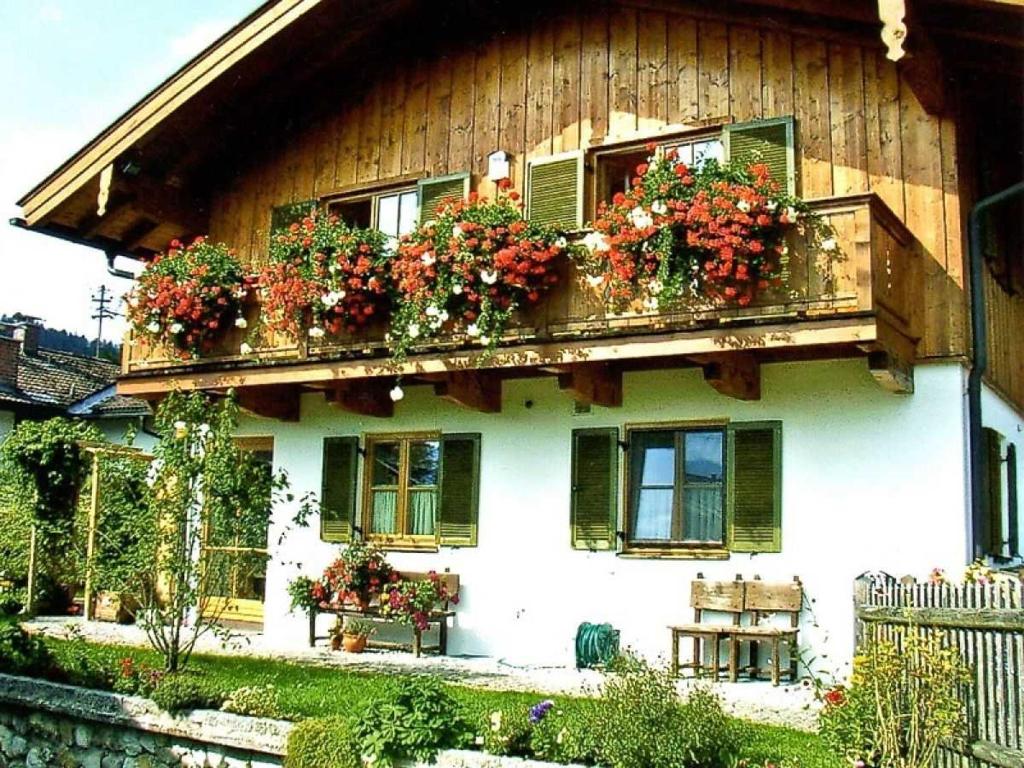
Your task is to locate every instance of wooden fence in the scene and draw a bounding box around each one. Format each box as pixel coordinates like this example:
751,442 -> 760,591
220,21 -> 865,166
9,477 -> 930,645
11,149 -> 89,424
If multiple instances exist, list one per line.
854,574 -> 1024,768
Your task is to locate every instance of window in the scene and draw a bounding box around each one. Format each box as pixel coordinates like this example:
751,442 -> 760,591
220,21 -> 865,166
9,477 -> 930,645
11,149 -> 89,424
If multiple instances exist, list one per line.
364,434 -> 440,544
328,187 -> 418,246
628,427 -> 725,546
979,429 -> 1021,560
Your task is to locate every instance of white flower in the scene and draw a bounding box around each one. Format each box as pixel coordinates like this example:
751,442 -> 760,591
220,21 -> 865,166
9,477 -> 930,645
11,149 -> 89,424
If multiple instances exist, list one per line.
385,236 -> 399,252
146,321 -> 161,334
648,279 -> 663,296
239,342 -> 253,355
408,323 -> 421,339
479,335 -> 491,346
452,225 -> 464,238
452,283 -> 463,295
651,200 -> 668,216
421,251 -> 436,266
321,293 -> 337,308
389,385 -> 405,402
466,323 -> 481,337
173,420 -> 187,439
308,327 -> 325,338
629,206 -> 654,229
648,156 -> 660,172
737,199 -> 751,213
765,200 -> 778,212
585,274 -> 605,288
438,310 -> 449,323
234,317 -> 248,329
555,236 -> 568,249
170,322 -> 183,334
489,711 -> 502,732
426,306 -> 439,317
820,237 -> 838,252
643,296 -> 659,311
128,296 -> 139,308
784,206 -> 799,222
581,231 -> 610,253
480,270 -> 498,285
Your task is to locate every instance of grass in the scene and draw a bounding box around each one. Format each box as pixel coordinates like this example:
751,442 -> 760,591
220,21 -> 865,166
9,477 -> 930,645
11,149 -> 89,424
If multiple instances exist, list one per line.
40,637 -> 834,767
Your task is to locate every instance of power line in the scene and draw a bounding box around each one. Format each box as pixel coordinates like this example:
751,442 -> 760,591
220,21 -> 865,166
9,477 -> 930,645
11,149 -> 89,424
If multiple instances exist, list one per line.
90,285 -> 120,358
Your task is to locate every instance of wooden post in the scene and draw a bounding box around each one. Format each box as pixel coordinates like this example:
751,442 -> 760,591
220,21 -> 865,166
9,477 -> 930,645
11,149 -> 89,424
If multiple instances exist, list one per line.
83,452 -> 101,622
308,607 -> 316,648
24,525 -> 36,616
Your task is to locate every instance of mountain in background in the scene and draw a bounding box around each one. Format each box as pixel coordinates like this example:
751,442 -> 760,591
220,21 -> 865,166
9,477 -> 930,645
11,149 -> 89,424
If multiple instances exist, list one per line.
1,313 -> 121,363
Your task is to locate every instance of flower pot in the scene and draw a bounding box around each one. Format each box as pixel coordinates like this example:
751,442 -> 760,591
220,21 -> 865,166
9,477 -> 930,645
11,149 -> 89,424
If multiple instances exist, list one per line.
342,633 -> 368,653
330,634 -> 343,651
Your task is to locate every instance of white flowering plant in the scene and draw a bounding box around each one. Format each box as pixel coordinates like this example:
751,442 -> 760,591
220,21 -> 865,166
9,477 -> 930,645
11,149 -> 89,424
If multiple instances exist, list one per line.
580,144 -> 837,312
389,182 -> 574,360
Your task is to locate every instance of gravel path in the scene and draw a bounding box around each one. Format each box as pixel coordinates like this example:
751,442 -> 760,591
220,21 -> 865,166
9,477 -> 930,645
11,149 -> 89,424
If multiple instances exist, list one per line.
23,616 -> 820,732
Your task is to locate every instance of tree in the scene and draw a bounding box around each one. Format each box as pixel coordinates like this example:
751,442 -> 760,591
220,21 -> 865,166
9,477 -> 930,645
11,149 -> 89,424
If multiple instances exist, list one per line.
103,390 -> 294,672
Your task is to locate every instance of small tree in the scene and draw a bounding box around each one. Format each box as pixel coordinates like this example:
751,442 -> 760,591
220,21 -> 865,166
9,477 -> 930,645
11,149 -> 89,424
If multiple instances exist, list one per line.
107,390 -> 292,671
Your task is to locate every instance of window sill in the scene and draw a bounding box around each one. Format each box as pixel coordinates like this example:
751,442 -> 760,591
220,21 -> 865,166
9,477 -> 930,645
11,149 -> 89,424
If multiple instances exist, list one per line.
618,548 -> 730,561
365,539 -> 439,553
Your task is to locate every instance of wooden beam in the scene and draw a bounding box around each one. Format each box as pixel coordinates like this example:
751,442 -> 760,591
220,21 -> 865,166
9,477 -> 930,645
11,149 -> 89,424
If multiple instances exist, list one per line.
868,350 -> 914,394
434,372 -> 502,413
879,0 -> 946,114
75,192 -> 132,238
120,217 -> 161,253
700,353 -> 761,401
557,364 -> 623,407
236,384 -> 300,421
325,380 -> 394,418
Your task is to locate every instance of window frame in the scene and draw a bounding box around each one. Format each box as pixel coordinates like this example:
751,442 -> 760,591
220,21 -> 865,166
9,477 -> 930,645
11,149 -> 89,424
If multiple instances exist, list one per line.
321,177 -> 420,237
623,420 -> 729,556
361,431 -> 442,551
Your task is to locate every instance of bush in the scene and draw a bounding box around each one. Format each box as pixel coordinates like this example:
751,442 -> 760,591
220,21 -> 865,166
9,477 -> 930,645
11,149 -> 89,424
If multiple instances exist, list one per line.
480,704 -> 533,757
150,674 -> 225,713
286,717 -> 361,768
353,676 -> 473,766
222,683 -> 284,719
530,700 -> 602,764
0,621 -> 52,676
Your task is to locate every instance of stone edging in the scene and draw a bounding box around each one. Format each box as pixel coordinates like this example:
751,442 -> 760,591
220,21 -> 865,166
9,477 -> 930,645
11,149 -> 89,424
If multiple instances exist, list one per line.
0,673 -> 292,756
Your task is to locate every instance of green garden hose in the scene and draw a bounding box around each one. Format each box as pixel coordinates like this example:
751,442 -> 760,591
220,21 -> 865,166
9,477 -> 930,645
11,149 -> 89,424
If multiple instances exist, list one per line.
575,622 -> 620,669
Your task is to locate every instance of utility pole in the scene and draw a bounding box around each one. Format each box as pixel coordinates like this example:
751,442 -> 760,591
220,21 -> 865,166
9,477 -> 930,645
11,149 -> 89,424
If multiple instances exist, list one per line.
90,285 -> 119,358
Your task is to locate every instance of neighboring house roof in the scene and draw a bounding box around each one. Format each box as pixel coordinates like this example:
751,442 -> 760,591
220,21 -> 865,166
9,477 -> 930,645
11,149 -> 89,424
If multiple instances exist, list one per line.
67,385 -> 151,419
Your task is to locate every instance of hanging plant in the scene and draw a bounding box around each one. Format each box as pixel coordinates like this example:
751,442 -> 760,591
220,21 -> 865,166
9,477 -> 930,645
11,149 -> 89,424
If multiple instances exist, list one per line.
257,211 -> 391,344
390,181 -> 568,359
126,237 -> 249,359
580,145 -> 836,312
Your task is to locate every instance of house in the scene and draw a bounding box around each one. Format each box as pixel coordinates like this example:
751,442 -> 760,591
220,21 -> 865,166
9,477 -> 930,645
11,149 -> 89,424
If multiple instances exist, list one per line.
0,320 -> 154,449
11,0 -> 1023,670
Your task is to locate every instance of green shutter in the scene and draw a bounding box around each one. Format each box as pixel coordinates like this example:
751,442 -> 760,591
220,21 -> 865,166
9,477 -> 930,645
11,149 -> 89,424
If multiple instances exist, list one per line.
320,437 -> 359,543
418,173 -> 470,224
438,433 -> 481,547
982,427 -> 1004,556
571,428 -> 619,550
724,117 -> 795,195
527,152 -> 584,230
727,422 -> 782,553
271,199 -> 317,234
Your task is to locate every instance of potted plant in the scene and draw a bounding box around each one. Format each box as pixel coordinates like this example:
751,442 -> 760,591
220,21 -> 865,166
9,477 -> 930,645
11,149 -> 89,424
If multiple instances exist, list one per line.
286,574 -> 331,614
322,543 -> 396,609
340,618 -> 375,653
380,571 -> 459,632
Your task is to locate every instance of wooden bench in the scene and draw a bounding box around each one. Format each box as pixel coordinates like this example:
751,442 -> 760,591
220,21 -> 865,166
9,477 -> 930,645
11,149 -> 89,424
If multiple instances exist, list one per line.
308,570 -> 459,657
669,574 -> 803,685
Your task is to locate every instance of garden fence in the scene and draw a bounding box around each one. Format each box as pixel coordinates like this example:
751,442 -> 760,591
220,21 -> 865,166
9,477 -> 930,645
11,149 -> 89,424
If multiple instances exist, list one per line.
853,574 -> 1024,768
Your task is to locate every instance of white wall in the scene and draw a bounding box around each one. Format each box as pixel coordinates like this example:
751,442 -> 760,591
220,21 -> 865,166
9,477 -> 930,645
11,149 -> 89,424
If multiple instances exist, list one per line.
0,410 -> 13,443
93,418 -> 158,453
237,359 -> 971,674
982,383 -> 1024,559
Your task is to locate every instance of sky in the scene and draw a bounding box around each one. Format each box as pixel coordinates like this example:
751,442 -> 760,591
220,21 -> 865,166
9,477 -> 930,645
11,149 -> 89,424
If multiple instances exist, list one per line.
0,1 -> 260,342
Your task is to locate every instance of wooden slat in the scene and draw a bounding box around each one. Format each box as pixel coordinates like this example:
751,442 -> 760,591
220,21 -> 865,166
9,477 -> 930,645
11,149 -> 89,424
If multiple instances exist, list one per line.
472,41 -> 502,178
697,21 -> 729,121
334,101 -> 361,189
499,30 -> 529,193
666,14 -> 698,125
401,59 -> 428,176
637,9 -> 668,131
424,55 -> 453,176
580,12 -> 609,147
448,47 -> 476,174
729,25 -> 762,123
793,36 -> 832,198
863,50 -> 904,219
552,11 -> 582,154
356,81 -> 382,183
378,64 -> 407,181
608,5 -> 638,137
526,19 -> 554,158
760,29 -> 792,119
827,42 -> 868,195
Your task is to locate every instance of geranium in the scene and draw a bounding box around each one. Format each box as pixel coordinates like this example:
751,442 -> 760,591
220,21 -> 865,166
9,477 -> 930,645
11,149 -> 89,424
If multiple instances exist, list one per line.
581,145 -> 835,311
322,543 -> 396,606
126,237 -> 248,358
286,574 -> 331,612
258,211 -> 391,341
389,181 -> 570,359
380,571 -> 459,631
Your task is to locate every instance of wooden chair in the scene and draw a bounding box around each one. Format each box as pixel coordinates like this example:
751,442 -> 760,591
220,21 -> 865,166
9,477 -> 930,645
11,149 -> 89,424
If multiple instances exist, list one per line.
669,574 -> 744,680
732,576 -> 802,685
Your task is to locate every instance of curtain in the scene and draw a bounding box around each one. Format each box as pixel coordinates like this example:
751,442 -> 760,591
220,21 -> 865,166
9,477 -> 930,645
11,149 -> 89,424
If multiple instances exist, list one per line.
371,490 -> 397,534
408,489 -> 436,536
684,487 -> 723,542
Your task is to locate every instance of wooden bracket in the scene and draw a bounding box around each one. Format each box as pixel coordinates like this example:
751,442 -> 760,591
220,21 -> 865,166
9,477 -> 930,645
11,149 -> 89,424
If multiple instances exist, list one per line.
701,353 -> 761,401
557,364 -> 623,408
879,0 -> 945,114
236,385 -> 300,421
326,380 -> 394,418
868,350 -> 914,394
434,372 -> 502,413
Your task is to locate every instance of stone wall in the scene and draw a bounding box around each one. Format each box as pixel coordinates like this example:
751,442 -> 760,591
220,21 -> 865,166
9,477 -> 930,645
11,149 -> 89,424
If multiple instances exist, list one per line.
0,674 -> 288,768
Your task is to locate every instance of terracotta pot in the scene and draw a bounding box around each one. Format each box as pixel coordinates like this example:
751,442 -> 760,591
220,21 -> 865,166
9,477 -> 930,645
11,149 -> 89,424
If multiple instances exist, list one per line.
342,634 -> 368,653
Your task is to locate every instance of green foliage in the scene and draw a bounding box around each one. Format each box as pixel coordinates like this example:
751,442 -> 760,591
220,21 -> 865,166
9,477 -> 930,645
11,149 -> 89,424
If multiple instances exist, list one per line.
222,683 -> 284,719
529,701 -> 602,764
353,675 -> 473,766
285,717 -> 362,768
0,620 -> 52,676
819,633 -> 970,768
150,673 -> 226,713
480,704 -> 533,757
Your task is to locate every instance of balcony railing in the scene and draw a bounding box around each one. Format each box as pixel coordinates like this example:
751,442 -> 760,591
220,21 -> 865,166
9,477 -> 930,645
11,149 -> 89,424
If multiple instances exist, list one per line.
121,193 -> 920,379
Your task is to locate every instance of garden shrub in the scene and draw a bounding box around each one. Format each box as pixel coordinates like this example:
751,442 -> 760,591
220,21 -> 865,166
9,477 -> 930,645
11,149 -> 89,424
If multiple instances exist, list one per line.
480,703 -> 533,757
0,620 -> 52,676
530,700 -> 602,764
222,683 -> 284,719
353,675 -> 473,766
286,717 -> 361,768
150,673 -> 225,713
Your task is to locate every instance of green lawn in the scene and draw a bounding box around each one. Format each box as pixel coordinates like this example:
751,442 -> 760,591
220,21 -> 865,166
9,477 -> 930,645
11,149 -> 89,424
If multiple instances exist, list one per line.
43,638 -> 833,767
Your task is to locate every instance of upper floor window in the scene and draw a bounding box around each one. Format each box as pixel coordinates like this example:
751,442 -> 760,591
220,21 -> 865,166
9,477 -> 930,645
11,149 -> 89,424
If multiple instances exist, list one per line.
329,186 -> 418,247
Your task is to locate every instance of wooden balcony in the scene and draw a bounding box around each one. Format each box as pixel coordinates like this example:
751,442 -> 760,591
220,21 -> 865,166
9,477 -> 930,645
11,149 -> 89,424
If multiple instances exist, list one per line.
118,193 -> 921,405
